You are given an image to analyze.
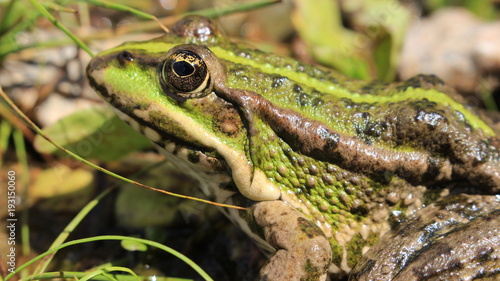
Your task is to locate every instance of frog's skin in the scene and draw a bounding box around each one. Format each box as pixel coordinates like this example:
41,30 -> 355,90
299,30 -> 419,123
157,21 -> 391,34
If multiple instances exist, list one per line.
87,16 -> 500,280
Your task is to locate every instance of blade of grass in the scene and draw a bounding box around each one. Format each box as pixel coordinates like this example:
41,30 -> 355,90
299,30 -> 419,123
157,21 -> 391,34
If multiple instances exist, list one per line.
13,128 -> 31,279
0,120 -> 13,167
83,0 -> 157,21
78,1 -> 91,27
0,87 -> 245,210
96,269 -> 121,281
2,0 -> 281,57
6,235 -> 214,281
188,0 -> 281,18
0,11 -> 41,54
0,0 -> 21,34
23,271 -> 191,281
83,0 -> 169,33
84,0 -> 281,36
0,99 -> 34,142
44,1 -> 79,13
33,187 -> 114,275
0,37 -> 76,57
79,267 -> 140,281
27,0 -> 94,57
33,158 -> 167,276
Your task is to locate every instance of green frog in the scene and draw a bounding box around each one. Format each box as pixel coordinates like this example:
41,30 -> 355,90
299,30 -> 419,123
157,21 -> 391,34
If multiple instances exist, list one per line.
86,16 -> 500,280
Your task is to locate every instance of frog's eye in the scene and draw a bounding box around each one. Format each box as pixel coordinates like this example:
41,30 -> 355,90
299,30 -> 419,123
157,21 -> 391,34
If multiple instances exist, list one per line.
161,50 -> 210,98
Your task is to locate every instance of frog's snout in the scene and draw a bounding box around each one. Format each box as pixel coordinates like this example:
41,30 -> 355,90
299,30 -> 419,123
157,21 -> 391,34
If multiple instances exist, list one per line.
86,55 -> 112,100
86,55 -> 107,77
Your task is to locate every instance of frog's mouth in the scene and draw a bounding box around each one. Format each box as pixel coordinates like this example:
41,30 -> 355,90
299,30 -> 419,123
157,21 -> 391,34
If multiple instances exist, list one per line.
111,105 -> 228,172
153,136 -> 229,175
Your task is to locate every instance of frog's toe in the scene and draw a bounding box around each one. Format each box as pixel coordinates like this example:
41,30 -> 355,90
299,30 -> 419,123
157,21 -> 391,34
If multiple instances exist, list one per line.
252,200 -> 331,281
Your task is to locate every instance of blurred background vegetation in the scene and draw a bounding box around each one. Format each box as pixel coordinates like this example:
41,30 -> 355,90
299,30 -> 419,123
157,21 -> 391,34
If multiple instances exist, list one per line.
1,1 -> 500,280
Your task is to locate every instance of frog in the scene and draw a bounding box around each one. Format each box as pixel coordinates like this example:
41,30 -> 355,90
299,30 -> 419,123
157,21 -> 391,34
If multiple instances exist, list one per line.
86,15 -> 500,280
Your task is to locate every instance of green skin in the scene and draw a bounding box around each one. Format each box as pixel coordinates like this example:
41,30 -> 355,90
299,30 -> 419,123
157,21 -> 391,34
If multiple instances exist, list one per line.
87,16 -> 500,280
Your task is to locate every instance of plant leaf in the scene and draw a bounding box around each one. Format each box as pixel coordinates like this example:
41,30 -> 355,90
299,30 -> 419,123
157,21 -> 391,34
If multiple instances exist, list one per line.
34,106 -> 152,161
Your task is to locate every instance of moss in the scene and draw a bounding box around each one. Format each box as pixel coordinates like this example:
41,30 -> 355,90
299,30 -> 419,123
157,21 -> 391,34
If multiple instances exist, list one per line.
346,233 -> 378,268
330,241 -> 344,267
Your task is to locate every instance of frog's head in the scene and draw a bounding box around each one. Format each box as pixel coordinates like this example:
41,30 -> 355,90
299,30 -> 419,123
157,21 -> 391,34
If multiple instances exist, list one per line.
86,16 -> 281,201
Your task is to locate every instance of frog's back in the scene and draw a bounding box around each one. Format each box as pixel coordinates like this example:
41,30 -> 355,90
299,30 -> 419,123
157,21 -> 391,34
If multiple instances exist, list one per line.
206,38 -> 500,193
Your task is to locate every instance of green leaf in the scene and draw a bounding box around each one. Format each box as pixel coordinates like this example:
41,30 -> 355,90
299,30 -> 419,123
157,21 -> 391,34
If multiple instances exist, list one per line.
292,0 -> 371,80
34,106 -> 152,161
121,240 -> 148,252
30,165 -> 95,212
292,0 -> 410,81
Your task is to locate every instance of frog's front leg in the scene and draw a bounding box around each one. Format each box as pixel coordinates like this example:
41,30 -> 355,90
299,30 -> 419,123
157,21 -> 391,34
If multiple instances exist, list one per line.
251,200 -> 332,281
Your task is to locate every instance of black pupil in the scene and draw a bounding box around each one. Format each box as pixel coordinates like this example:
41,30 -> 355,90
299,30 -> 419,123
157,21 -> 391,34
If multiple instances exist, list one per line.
173,61 -> 195,77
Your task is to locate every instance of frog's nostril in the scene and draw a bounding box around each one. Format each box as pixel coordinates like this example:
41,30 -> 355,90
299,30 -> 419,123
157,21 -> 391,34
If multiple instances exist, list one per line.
87,56 -> 106,74
86,59 -> 99,77
117,51 -> 134,64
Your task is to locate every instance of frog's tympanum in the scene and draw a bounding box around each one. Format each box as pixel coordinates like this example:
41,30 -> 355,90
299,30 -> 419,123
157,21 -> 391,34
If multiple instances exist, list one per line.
87,16 -> 500,280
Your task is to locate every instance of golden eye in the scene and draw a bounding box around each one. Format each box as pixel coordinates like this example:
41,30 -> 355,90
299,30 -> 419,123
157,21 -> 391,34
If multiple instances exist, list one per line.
161,50 -> 210,97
